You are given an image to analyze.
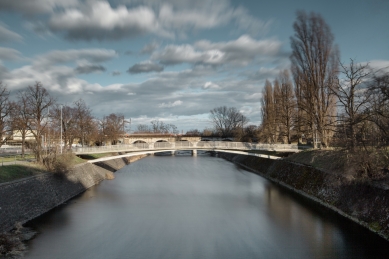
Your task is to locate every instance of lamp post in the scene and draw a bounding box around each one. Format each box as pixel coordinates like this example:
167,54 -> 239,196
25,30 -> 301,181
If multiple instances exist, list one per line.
241,115 -> 244,137
48,107 -> 50,153
60,105 -> 62,154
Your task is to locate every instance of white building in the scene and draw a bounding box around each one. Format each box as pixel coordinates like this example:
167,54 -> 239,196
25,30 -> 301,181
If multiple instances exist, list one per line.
12,130 -> 36,141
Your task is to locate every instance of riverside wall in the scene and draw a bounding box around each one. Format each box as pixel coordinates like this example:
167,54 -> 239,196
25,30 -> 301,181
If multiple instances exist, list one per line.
218,152 -> 389,240
0,155 -> 147,232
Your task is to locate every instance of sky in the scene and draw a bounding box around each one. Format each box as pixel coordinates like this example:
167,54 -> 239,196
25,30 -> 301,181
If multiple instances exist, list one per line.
0,0 -> 388,133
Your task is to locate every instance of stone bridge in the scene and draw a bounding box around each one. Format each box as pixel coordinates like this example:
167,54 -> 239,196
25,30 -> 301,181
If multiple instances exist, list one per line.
122,134 -> 201,144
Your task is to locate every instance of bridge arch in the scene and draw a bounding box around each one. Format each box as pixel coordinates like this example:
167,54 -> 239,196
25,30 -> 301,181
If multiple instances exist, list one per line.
133,140 -> 147,144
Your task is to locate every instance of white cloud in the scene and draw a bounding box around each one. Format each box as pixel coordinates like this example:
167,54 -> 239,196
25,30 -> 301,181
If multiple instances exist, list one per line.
75,64 -> 106,74
0,0 -> 79,14
244,93 -> 262,100
0,47 -> 23,62
152,44 -> 224,65
203,82 -> 221,89
152,35 -> 282,66
128,60 -> 164,74
0,23 -> 23,42
3,56 -> 265,131
2,48 -> 117,93
158,100 -> 183,108
140,41 -> 159,54
48,1 -> 161,40
230,7 -> 272,36
33,48 -> 117,66
7,0 -> 270,41
367,60 -> 389,73
158,4 -> 229,30
195,35 -> 281,57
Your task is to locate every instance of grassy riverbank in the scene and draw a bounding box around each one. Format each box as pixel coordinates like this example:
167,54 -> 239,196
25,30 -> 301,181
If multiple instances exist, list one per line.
0,154 -> 87,183
0,164 -> 48,183
219,150 -> 389,240
286,149 -> 389,180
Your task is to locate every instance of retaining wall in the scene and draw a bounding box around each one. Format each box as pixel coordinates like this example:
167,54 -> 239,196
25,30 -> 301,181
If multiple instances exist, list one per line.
0,155 -> 147,232
219,152 -> 389,240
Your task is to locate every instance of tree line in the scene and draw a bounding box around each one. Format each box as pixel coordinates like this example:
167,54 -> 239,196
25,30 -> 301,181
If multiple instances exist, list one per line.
136,120 -> 179,134
203,11 -> 389,150
258,11 -> 389,150
0,82 -> 127,163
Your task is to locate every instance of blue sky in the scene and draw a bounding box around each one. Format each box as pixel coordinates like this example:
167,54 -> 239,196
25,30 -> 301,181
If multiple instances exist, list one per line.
0,0 -> 388,132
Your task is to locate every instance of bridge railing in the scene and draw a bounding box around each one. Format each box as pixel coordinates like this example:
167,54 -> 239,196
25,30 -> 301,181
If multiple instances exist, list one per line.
72,141 -> 298,154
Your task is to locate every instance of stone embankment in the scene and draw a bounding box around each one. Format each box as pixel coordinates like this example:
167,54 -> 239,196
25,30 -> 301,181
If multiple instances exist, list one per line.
0,155 -> 148,232
219,152 -> 389,240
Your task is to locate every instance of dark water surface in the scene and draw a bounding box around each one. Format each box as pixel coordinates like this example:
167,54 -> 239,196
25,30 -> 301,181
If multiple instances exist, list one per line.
25,156 -> 388,259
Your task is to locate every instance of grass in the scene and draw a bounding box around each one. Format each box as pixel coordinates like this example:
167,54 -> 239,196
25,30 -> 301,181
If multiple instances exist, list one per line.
0,164 -> 48,183
71,154 -> 87,165
0,154 -> 35,163
0,153 -> 87,183
369,221 -> 382,232
285,149 -> 354,177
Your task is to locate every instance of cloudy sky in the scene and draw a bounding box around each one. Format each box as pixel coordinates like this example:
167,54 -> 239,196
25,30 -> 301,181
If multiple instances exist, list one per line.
0,0 -> 388,132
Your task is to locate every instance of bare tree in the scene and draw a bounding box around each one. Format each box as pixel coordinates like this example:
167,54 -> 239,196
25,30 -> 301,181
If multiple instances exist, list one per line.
73,99 -> 95,146
136,124 -> 151,133
290,11 -> 339,147
273,79 -> 282,141
135,121 -> 178,134
185,129 -> 201,136
276,70 -> 296,144
239,125 -> 260,142
367,72 -> 389,144
150,120 -> 178,134
152,120 -> 165,133
209,106 -> 248,137
372,73 -> 389,101
9,100 -> 29,157
53,105 -> 78,149
84,119 -> 100,146
0,82 -> 11,147
260,80 -> 276,142
100,113 -> 125,145
19,82 -> 55,162
202,128 -> 215,136
331,59 -> 371,149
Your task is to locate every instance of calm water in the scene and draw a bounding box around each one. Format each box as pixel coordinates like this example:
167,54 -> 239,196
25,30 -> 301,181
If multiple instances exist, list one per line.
25,155 -> 389,259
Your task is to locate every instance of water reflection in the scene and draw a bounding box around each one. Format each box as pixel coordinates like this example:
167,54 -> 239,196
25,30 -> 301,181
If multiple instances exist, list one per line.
25,156 -> 388,259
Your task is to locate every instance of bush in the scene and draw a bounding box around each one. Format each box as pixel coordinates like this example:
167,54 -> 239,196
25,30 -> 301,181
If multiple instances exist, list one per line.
43,151 -> 75,174
346,148 -> 389,179
0,233 -> 25,257
53,152 -> 75,174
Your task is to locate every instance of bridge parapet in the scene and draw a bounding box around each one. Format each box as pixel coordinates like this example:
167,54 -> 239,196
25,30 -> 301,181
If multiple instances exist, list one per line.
73,141 -> 299,155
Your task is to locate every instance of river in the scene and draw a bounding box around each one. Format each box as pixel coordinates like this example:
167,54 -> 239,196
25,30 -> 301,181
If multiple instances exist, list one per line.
24,155 -> 388,258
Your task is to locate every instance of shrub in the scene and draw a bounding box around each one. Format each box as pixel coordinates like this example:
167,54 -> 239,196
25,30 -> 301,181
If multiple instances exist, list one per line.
53,152 -> 75,174
0,233 -> 25,257
43,151 -> 76,174
346,148 -> 389,179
